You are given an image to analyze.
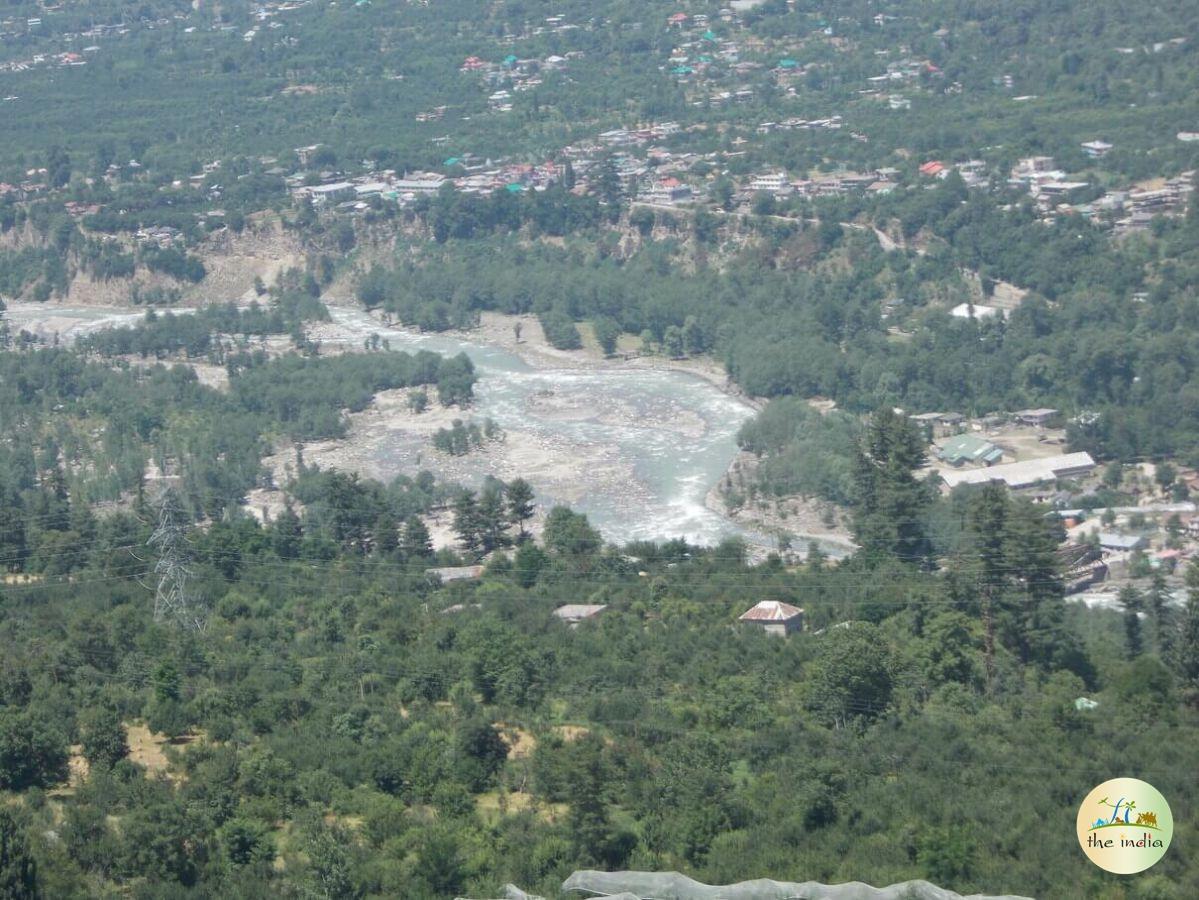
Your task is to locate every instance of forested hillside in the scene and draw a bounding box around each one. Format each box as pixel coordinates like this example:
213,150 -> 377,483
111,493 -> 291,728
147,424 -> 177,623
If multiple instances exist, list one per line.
1,408 -> 1197,898
357,192 -> 1199,461
3,0 -> 1199,897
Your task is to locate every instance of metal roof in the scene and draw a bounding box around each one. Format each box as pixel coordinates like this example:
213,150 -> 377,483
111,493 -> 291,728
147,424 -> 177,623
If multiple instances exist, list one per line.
553,604 -> 607,620
940,452 -> 1095,489
739,600 -> 803,622
937,433 -> 1002,465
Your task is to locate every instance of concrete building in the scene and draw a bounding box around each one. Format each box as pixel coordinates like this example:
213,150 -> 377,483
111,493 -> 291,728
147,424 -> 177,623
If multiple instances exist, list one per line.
939,452 -> 1096,490
1097,532 -> 1147,552
749,172 -> 793,195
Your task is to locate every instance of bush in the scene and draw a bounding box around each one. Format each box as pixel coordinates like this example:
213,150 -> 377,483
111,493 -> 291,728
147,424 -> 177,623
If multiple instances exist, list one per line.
0,708 -> 69,790
538,310 -> 581,350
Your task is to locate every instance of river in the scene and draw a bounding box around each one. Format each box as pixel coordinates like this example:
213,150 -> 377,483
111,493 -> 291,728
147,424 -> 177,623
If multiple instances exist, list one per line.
3,301 -> 844,553
319,306 -> 758,548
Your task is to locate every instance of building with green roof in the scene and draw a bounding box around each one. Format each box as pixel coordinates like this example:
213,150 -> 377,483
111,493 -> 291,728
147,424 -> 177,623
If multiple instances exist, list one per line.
936,433 -> 1003,467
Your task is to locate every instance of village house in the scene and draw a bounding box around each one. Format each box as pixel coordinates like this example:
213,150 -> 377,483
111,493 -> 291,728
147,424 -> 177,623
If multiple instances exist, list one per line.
640,179 -> 693,205
299,181 -> 356,205
1097,532 -> 1147,553
554,604 -> 607,627
393,173 -> 447,195
426,565 -> 485,583
1013,408 -> 1060,428
739,600 -> 804,636
749,172 -> 792,196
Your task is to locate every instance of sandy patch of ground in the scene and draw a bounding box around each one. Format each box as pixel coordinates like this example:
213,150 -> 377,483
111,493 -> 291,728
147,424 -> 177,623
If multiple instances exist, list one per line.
260,388 -> 469,484
429,426 -> 644,511
989,280 -> 1028,310
476,790 -> 568,823
189,362 -> 231,391
126,722 -> 173,774
124,721 -> 200,780
255,382 -> 651,546
49,745 -> 91,796
496,722 -> 537,759
253,390 -> 567,546
323,813 -> 365,831
984,425 -> 1069,459
67,746 -> 89,785
552,725 -> 590,742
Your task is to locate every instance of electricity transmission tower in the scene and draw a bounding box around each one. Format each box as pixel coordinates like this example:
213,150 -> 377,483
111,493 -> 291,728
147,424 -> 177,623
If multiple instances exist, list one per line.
147,487 -> 206,632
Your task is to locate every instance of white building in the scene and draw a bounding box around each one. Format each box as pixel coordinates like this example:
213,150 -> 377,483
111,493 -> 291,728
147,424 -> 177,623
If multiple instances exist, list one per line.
641,182 -> 693,204
950,303 -> 1005,320
939,452 -> 1096,490
749,172 -> 793,195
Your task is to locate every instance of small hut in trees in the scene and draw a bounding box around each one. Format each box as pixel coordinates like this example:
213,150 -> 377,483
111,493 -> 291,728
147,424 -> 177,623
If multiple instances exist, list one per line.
738,600 -> 804,637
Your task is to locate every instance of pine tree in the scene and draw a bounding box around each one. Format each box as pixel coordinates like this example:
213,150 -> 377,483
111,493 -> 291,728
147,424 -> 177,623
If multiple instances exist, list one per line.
1118,585 -> 1144,657
1175,563 -> 1199,691
682,315 -> 703,355
594,157 -> 622,210
401,517 -> 433,560
955,487 -> 1069,680
663,325 -> 684,359
1147,569 -> 1174,656
851,408 -> 934,568
1003,497 -> 1066,667
506,478 -> 535,541
452,490 -> 482,556
477,485 -> 507,553
271,504 -> 302,559
963,484 -> 1008,690
372,511 -> 399,556
0,808 -> 37,899
567,735 -> 612,863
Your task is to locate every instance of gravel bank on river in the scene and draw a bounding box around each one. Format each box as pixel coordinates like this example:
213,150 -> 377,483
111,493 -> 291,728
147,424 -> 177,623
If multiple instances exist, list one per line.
4,298 -> 849,554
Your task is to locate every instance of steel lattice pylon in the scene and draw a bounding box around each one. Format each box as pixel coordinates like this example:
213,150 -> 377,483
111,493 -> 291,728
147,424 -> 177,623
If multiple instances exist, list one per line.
147,487 -> 206,632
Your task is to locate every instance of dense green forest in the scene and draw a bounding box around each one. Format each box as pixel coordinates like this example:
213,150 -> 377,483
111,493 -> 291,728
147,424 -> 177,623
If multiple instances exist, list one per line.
0,340 -> 475,531
4,0 -> 1199,896
2,0 -> 1196,184
1,404 -> 1198,898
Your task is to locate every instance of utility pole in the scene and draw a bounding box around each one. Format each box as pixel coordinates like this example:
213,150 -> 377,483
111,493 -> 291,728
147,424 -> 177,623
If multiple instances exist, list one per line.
148,487 -> 206,632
